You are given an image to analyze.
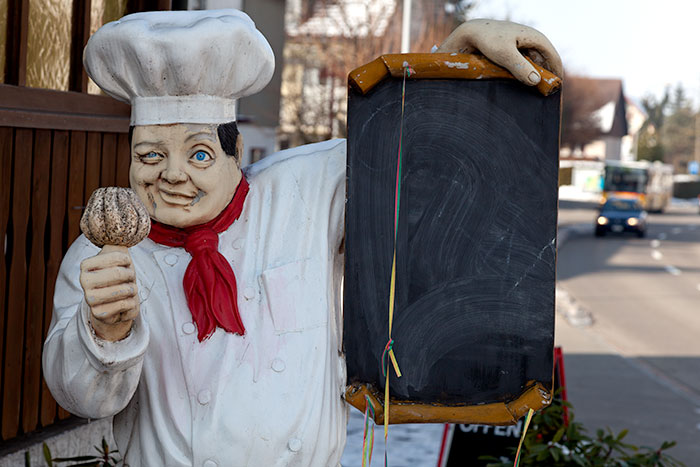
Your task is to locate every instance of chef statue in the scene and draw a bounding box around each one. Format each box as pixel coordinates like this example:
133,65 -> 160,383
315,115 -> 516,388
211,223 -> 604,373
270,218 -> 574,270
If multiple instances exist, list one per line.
42,9 -> 561,467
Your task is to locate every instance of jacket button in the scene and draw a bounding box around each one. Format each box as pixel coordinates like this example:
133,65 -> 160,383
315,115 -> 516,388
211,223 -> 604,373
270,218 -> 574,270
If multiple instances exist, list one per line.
271,358 -> 286,373
203,460 -> 218,467
288,438 -> 302,452
197,389 -> 211,405
232,238 -> 244,250
164,254 -> 178,266
182,322 -> 196,335
243,287 -> 256,299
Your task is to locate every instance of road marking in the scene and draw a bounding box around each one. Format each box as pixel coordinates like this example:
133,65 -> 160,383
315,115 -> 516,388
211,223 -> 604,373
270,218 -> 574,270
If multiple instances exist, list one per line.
651,250 -> 663,261
671,227 -> 682,235
658,233 -> 667,240
650,239 -> 660,248
665,265 -> 681,276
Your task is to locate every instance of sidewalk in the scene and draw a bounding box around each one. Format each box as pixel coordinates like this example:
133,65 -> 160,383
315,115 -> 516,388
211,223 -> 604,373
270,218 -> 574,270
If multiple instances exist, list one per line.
555,314 -> 700,464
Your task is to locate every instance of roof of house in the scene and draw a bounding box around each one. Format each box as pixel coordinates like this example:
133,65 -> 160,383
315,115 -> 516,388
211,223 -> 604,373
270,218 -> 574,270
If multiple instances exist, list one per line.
568,76 -> 628,137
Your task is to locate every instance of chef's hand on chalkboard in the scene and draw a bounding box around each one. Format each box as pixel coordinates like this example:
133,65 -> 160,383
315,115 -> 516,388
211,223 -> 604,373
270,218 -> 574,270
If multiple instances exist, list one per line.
436,19 -> 562,86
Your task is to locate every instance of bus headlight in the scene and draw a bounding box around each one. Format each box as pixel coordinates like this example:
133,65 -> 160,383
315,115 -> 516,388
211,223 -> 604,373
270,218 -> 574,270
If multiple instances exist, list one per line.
597,216 -> 609,225
627,218 -> 639,226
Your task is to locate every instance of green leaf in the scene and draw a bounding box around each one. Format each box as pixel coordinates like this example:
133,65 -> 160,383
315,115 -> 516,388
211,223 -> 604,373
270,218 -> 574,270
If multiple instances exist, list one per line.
660,440 -> 676,450
43,443 -> 54,467
552,426 -> 566,444
571,452 -> 588,466
551,447 -> 561,462
51,455 -> 98,462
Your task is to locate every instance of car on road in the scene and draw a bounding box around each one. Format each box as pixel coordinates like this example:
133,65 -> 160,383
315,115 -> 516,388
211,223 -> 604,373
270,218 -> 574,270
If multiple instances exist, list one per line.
595,198 -> 648,237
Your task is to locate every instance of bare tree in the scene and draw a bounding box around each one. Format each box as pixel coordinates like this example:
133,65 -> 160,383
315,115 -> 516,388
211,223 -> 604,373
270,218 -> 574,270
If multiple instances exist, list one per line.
280,0 -> 474,147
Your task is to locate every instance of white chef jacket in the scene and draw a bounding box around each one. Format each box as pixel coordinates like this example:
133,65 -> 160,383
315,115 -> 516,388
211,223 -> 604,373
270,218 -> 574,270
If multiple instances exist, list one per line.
43,139 -> 348,467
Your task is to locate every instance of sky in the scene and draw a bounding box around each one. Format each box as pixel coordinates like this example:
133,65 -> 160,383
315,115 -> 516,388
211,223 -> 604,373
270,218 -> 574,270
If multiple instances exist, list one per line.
468,0 -> 700,106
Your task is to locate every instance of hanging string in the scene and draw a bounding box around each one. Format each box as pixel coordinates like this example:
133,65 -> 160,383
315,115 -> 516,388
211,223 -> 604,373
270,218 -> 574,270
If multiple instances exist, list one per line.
382,61 -> 413,467
362,395 -> 376,467
513,408 -> 535,467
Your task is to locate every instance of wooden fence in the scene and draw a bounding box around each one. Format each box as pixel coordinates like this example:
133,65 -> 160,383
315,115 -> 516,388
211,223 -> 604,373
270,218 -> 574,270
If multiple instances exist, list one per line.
0,84 -> 130,441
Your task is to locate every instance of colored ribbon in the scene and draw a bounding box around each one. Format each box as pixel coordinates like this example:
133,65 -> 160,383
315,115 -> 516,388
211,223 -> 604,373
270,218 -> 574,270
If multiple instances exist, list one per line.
148,177 -> 249,341
382,62 -> 412,466
513,408 -> 535,467
362,395 -> 376,467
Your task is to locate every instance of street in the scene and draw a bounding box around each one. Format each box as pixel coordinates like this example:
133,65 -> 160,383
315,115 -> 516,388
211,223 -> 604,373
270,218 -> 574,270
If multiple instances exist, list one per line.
556,200 -> 700,464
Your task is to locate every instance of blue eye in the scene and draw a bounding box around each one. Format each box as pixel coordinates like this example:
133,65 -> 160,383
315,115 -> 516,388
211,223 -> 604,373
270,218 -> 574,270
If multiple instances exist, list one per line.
139,151 -> 162,163
192,150 -> 211,162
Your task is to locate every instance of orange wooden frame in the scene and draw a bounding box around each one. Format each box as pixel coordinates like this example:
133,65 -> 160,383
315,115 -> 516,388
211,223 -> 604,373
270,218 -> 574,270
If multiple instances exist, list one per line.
348,53 -> 562,97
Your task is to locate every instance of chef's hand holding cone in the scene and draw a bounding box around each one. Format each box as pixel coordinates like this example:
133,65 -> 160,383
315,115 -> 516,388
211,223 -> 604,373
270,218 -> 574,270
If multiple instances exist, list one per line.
79,187 -> 151,341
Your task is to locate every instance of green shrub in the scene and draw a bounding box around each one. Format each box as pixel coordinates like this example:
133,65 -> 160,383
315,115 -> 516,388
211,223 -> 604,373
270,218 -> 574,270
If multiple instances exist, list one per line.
482,395 -> 684,467
25,437 -> 121,467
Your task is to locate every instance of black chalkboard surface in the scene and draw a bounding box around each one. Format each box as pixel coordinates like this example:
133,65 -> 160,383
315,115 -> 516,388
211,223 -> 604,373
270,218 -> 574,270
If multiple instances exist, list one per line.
343,54 -> 561,425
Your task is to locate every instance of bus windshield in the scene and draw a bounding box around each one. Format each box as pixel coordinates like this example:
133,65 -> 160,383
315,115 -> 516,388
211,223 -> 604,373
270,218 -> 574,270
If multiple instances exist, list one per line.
604,167 -> 648,193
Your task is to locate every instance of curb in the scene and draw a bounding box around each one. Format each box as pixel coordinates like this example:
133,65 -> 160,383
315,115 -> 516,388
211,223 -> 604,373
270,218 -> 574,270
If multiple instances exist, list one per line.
555,223 -> 594,327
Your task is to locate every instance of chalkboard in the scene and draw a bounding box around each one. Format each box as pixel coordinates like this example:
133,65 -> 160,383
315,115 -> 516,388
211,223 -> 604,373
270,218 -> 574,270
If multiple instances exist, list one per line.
343,54 -> 561,424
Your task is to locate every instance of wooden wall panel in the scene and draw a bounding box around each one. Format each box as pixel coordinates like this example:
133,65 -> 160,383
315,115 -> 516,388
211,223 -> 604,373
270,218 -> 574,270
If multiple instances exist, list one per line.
116,133 -> 131,188
4,0 -> 30,86
69,0 -> 92,93
0,98 -> 134,439
40,130 -> 69,427
2,128 -> 33,440
67,131 -> 87,244
0,128 -> 13,404
22,130 -> 51,433
100,133 -> 117,187
84,132 -> 102,204
0,0 -> 149,429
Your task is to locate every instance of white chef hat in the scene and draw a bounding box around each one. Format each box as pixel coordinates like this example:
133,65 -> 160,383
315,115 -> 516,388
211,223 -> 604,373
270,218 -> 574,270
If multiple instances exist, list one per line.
84,9 -> 275,125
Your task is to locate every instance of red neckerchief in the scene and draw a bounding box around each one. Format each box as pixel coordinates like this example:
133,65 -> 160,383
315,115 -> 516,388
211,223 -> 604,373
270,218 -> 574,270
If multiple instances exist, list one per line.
148,177 -> 249,341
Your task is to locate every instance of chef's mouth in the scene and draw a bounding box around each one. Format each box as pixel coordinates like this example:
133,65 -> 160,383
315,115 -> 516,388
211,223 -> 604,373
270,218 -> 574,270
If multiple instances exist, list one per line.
158,187 -> 196,206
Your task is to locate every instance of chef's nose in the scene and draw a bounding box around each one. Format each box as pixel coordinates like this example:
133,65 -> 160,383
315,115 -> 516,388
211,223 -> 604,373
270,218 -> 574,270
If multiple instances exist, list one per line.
161,156 -> 188,184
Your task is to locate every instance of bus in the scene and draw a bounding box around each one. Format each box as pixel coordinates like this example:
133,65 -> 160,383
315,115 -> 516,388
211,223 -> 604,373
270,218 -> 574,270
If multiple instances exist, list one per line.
602,160 -> 673,212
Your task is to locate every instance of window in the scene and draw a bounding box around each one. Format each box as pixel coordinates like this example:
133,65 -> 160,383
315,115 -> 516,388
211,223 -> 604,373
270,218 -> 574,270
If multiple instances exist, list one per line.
250,147 -> 266,163
26,0 -> 74,90
87,0 -> 128,94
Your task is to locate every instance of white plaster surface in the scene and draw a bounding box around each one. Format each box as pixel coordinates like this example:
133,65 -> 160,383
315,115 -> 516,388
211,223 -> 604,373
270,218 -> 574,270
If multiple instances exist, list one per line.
0,418 -> 113,467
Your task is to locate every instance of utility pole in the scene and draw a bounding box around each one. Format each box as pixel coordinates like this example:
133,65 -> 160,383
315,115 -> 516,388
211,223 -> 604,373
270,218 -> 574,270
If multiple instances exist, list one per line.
401,0 -> 412,53
695,112 -> 700,162
694,80 -> 700,173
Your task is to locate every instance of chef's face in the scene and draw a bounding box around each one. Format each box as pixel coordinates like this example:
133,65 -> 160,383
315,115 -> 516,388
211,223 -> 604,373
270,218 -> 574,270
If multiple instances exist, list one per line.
129,123 -> 243,228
